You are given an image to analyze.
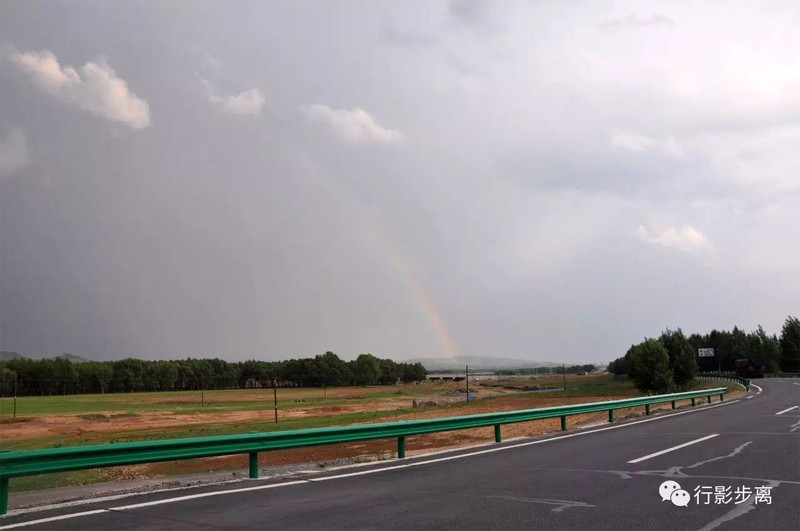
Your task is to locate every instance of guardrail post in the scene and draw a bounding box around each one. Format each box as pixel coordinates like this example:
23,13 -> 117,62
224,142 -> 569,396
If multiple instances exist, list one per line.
494,425 -> 502,443
560,416 -> 567,431
671,400 -> 676,410
398,436 -> 406,459
608,409 -> 614,423
249,452 -> 259,479
645,404 -> 650,416
719,393 -> 724,401
1,477 -> 8,516
691,397 -> 696,407
707,395 -> 711,404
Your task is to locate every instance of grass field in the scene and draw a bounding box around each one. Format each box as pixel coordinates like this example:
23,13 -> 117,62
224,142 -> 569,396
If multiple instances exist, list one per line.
0,375 -> 743,494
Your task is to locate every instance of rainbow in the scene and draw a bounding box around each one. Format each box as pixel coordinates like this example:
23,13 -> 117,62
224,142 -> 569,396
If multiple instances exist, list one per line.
296,157 -> 460,358
365,220 -> 460,359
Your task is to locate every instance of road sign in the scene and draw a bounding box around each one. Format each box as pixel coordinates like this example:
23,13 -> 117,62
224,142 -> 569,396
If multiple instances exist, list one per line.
698,348 -> 715,358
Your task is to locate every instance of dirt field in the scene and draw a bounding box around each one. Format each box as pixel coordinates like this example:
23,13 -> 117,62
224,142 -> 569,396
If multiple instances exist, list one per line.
0,377 -> 581,448
99,394 -> 694,482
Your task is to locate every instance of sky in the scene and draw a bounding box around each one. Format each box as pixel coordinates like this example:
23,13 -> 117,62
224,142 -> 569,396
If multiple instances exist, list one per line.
1,1 -> 798,364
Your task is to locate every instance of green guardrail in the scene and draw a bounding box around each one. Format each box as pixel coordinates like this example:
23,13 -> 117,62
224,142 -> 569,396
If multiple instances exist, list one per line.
0,387 -> 728,515
695,375 -> 750,391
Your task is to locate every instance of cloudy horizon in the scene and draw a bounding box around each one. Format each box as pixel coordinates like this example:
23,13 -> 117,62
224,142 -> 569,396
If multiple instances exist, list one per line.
1,1 -> 798,363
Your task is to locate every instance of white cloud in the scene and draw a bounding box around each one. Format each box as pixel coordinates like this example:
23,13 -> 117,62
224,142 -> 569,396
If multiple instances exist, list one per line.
638,222 -> 713,254
301,104 -> 405,145
209,88 -> 265,116
11,50 -> 151,129
0,128 -> 30,178
611,131 -> 684,159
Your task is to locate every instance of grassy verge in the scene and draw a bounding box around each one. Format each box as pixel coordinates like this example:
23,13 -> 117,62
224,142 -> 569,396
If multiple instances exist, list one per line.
0,385 -> 447,419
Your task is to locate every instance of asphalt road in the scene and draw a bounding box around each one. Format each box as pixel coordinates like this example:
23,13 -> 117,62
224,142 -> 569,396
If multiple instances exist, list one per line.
2,379 -> 799,530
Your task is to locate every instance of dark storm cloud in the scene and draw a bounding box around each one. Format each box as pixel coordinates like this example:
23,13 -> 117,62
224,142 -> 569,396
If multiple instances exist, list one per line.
1,1 -> 798,364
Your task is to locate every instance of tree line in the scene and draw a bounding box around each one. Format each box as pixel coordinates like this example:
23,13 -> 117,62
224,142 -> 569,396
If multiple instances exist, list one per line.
608,316 -> 800,393
0,352 -> 428,397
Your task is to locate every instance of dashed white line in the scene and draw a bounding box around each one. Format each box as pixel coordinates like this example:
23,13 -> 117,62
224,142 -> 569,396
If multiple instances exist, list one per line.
775,406 -> 799,415
627,434 -> 720,464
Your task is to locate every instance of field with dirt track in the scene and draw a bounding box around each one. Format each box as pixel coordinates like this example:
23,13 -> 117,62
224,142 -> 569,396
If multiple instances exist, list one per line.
0,375 -> 742,493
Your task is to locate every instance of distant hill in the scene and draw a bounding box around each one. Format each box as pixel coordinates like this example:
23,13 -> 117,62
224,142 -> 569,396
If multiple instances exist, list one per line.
0,352 -> 92,363
56,353 -> 91,363
405,355 -> 561,371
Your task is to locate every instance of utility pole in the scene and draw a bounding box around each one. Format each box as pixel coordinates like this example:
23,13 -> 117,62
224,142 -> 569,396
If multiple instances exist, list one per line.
465,364 -> 470,402
273,383 -> 278,424
13,376 -> 18,420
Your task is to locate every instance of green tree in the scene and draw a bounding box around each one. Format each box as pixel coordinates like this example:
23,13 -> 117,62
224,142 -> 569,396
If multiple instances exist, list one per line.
750,326 -> 781,373
608,357 -> 626,376
378,358 -> 400,384
317,352 -> 351,386
779,316 -> 800,373
659,329 -> 698,389
630,339 -> 673,393
351,354 -> 381,386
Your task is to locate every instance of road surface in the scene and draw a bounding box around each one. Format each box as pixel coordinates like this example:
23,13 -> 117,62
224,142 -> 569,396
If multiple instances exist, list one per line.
2,379 -> 798,530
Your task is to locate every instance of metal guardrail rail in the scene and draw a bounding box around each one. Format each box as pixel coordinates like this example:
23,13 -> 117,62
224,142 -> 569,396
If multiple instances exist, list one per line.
0,387 -> 728,515
696,375 -> 750,391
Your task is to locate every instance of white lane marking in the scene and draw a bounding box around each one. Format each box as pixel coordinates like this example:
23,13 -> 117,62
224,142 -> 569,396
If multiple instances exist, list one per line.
0,482 -> 309,530
627,434 -> 720,464
745,396 -> 753,399
794,383 -> 800,387
0,510 -> 108,530
110,480 -> 308,510
775,406 -> 799,415
750,384 -> 762,393
2,399 -> 741,528
4,477 -> 247,518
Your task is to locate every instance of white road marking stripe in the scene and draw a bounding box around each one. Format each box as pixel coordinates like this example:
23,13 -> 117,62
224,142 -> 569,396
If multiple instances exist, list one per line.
1,399 -> 741,529
775,406 -> 799,415
627,434 -> 719,464
750,384 -> 762,393
0,482 -> 309,530
0,510 -> 108,530
110,480 -> 308,510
